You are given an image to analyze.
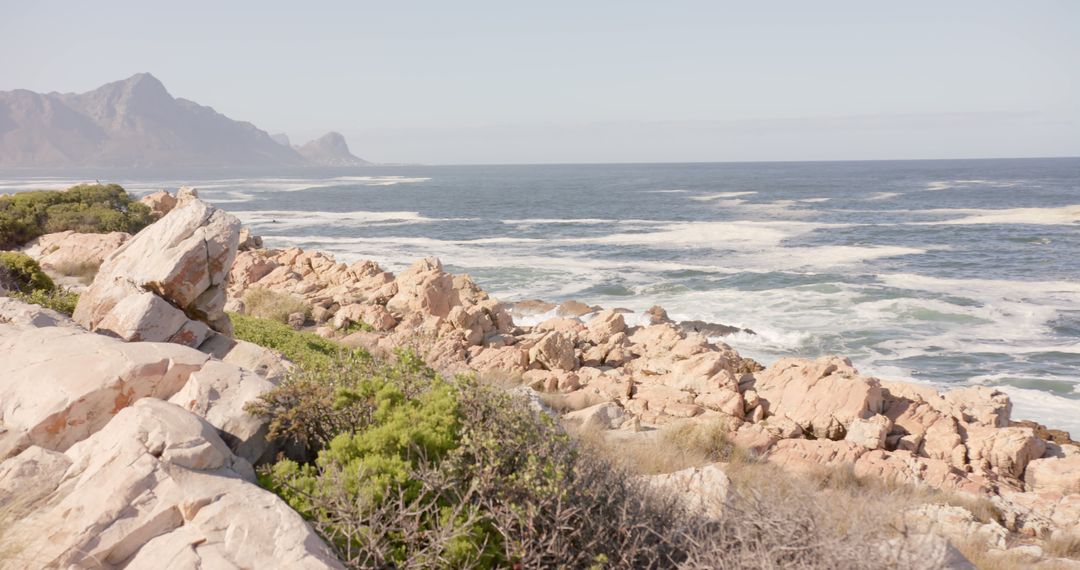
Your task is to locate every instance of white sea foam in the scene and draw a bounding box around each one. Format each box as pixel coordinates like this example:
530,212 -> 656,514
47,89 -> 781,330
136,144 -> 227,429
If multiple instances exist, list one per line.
914,205 -> 1080,226
866,192 -> 902,201
689,191 -> 758,201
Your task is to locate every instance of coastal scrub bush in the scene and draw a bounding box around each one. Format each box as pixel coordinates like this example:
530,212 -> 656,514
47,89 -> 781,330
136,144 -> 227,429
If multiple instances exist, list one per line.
12,288 -> 80,316
0,252 -> 55,293
230,312 -> 366,370
241,287 -> 310,324
51,259 -> 101,285
0,184 -> 156,249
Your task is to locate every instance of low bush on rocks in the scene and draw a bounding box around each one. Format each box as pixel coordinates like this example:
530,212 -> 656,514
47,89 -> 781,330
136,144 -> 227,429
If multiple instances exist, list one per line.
250,347 -> 916,569
0,184 -> 156,249
0,252 -> 79,315
231,312 -> 365,370
0,251 -> 55,293
242,287 -> 310,324
51,259 -> 102,285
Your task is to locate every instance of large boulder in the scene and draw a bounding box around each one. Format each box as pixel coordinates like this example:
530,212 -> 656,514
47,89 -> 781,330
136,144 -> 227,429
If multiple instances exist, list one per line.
0,399 -> 342,569
140,189 -> 178,216
0,325 -> 209,460
74,196 -> 240,348
644,464 -> 732,519
964,426 -> 1046,480
386,257 -> 459,318
752,356 -> 883,440
21,230 -> 131,272
528,331 -> 578,371
1025,455 -> 1080,495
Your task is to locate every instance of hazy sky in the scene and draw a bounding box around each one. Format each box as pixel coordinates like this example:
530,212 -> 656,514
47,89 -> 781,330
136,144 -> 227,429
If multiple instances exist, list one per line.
2,1 -> 1077,164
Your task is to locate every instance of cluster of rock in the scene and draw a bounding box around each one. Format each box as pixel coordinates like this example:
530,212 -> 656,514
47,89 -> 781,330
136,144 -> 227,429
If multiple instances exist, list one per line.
6,186 -> 1080,568
0,195 -> 341,568
219,232 -> 1080,567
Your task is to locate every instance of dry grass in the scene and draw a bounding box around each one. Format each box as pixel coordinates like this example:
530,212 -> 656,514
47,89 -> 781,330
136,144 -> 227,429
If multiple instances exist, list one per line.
50,259 -> 100,285
1045,533 -> 1080,560
242,288 -> 310,324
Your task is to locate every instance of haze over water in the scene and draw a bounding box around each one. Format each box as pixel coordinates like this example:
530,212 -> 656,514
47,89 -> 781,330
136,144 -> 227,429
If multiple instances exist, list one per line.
4,157 -> 1078,431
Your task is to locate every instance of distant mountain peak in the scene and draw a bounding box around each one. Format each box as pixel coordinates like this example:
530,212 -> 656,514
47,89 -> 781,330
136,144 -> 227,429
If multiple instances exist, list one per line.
295,131 -> 371,166
0,74 -> 372,169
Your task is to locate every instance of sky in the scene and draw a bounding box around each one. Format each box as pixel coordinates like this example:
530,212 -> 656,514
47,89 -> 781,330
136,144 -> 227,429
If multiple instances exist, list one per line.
2,1 -> 1078,164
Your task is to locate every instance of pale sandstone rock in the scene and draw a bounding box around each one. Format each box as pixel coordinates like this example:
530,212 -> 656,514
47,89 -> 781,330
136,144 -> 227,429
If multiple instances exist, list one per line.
694,388 -> 745,418
556,300 -> 593,317
386,257 -> 459,318
74,197 -> 241,346
334,303 -> 398,331
846,414 -> 892,450
853,450 -> 989,495
903,504 -> 1009,550
943,386 -> 1012,428
469,346 -> 529,374
140,189 -> 177,216
0,296 -> 77,328
21,230 -> 130,272
586,309 -> 626,341
0,399 -> 342,569
0,324 -> 208,460
965,426 -> 1046,479
644,464 -> 732,519
766,439 -> 867,473
753,356 -> 883,440
529,331 -> 577,371
1025,455 -> 1080,494
564,402 -> 626,431
168,360 -> 276,464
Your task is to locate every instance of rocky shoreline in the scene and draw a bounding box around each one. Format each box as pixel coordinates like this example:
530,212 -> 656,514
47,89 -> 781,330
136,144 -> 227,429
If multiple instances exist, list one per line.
2,186 -> 1079,568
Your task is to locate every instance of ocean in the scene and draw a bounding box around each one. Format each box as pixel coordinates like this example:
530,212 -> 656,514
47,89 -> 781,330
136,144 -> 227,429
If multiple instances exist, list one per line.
3,157 -> 1079,432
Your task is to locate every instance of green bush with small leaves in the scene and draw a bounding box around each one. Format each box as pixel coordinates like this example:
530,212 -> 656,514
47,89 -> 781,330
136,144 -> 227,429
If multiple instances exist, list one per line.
230,312 -> 367,371
0,183 -> 156,249
0,251 -> 55,294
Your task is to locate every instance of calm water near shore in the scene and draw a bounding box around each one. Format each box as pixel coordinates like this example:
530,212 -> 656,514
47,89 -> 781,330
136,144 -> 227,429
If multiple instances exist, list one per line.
4,157 -> 1079,431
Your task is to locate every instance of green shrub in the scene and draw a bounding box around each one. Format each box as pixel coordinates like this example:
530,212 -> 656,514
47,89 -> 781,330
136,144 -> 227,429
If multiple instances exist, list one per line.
12,288 -> 80,316
242,288 -> 310,324
230,312 -> 366,371
0,184 -> 156,249
0,252 -> 55,294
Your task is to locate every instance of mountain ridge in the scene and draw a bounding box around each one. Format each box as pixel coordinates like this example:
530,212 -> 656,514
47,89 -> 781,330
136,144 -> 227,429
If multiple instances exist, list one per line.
0,73 -> 370,169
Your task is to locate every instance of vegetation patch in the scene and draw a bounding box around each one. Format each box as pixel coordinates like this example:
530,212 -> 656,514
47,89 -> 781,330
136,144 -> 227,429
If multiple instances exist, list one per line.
0,252 -> 55,294
241,288 -> 310,324
0,184 -> 156,249
230,312 -> 366,371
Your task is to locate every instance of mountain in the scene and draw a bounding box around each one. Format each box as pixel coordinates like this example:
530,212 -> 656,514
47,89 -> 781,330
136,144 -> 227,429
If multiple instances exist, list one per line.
0,73 -> 368,168
295,131 -> 371,166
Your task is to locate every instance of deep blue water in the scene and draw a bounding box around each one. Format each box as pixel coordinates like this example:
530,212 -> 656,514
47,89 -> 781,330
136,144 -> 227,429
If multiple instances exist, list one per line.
4,157 -> 1078,430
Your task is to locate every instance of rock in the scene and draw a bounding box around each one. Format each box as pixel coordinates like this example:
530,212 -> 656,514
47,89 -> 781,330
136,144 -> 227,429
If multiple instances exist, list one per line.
168,361 -> 276,464
644,464 -> 732,518
965,426 -> 1046,479
766,439 -> 867,473
509,299 -> 556,316
943,387 -> 1012,428
587,309 -> 626,340
386,257 -> 458,318
564,402 -> 626,431
73,196 -> 241,347
218,339 -> 292,383
846,414 -> 892,450
678,319 -> 754,337
903,504 -> 1008,550
752,356 -> 883,440
0,399 -> 342,568
1012,420 -> 1075,445
469,346 -> 529,374
853,450 -> 989,495
556,300 -> 594,318
528,331 -> 577,371
1025,455 -> 1080,494
238,227 -> 263,251
644,305 -> 671,325
0,324 -> 209,460
0,296 -> 77,328
287,311 -> 306,329
20,230 -> 130,272
140,190 -> 178,216
880,532 -> 977,570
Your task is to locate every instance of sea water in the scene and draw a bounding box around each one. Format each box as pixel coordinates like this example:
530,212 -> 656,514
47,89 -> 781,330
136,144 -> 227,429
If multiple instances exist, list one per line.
4,158 -> 1078,432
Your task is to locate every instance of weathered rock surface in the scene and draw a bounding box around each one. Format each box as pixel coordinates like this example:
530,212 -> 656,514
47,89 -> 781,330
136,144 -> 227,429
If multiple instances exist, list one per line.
644,464 -> 732,519
0,399 -> 341,569
0,296 -> 77,328
74,195 -> 240,348
140,189 -> 178,216
21,230 -> 130,272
